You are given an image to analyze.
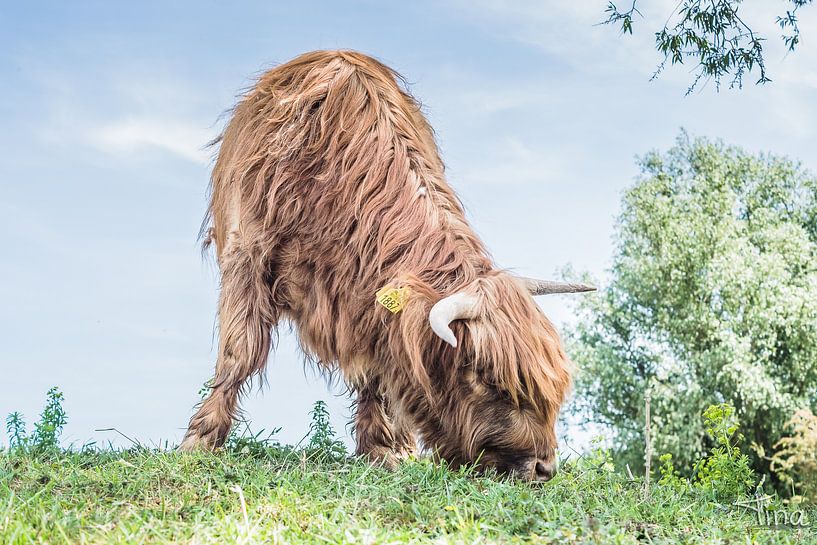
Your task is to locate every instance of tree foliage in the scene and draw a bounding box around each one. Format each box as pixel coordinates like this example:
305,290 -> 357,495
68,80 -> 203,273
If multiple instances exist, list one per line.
570,133 -> 817,476
603,1 -> 814,92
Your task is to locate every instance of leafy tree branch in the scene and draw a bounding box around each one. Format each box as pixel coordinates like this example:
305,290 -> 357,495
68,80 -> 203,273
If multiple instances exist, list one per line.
603,0 -> 813,92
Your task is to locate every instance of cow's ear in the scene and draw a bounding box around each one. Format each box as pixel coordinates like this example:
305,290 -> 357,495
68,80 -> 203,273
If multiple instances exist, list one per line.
428,292 -> 480,348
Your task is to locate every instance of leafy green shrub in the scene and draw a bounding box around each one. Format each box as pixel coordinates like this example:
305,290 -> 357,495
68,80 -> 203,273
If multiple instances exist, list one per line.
305,400 -> 346,461
5,387 -> 67,454
693,404 -> 755,501
656,403 -> 754,501
771,408 -> 817,503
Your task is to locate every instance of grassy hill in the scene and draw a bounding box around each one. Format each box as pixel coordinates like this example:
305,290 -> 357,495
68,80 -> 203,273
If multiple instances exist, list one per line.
1,395 -> 815,544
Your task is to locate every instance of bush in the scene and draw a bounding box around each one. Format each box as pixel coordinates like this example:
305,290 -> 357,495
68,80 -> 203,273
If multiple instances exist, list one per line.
771,408 -> 817,503
693,404 -> 755,501
657,403 -> 754,502
305,400 -> 346,461
5,387 -> 67,455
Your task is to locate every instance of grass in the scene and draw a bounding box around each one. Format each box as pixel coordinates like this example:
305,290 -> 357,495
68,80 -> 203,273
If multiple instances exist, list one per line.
1,393 -> 816,544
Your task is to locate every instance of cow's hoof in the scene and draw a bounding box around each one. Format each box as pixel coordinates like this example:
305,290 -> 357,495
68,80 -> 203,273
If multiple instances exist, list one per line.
178,434 -> 214,452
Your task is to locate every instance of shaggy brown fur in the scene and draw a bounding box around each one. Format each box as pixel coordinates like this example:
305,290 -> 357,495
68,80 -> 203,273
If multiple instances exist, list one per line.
181,50 -> 572,480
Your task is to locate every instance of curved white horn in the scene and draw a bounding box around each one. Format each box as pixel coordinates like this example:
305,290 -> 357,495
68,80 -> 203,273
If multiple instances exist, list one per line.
518,277 -> 596,296
428,292 -> 480,348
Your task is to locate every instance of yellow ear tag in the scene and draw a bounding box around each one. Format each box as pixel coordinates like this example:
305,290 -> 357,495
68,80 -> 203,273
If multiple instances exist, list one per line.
376,286 -> 409,314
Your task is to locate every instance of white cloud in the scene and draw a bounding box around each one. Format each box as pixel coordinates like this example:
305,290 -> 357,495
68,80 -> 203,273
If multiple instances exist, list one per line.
89,117 -> 213,165
22,62 -> 219,166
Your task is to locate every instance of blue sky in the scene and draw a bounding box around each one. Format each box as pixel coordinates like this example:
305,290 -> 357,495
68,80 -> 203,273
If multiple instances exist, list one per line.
2,1 -> 815,449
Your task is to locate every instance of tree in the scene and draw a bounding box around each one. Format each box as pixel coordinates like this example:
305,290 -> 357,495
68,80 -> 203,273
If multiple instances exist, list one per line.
603,1 -> 813,92
570,132 -> 817,476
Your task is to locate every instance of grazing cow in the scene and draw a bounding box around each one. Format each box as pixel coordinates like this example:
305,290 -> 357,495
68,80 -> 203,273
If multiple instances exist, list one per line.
181,50 -> 593,481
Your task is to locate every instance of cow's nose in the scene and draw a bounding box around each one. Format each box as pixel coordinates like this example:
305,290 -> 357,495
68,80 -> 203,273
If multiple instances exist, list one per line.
533,459 -> 556,482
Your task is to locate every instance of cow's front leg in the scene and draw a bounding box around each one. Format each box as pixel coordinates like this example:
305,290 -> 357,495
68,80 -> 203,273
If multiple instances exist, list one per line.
180,239 -> 276,451
354,381 -> 415,469
390,413 -> 418,461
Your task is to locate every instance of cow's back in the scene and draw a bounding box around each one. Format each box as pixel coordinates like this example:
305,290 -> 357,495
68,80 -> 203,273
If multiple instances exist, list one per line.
205,50 -> 492,366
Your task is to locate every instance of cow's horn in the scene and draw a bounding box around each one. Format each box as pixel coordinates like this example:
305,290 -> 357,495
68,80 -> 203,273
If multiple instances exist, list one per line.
428,292 -> 480,348
518,277 -> 596,295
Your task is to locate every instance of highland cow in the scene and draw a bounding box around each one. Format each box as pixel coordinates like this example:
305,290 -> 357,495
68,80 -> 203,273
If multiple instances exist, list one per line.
181,50 -> 594,481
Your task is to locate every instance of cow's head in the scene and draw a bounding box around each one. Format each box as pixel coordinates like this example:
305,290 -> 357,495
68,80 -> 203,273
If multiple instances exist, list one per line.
420,273 -> 593,481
